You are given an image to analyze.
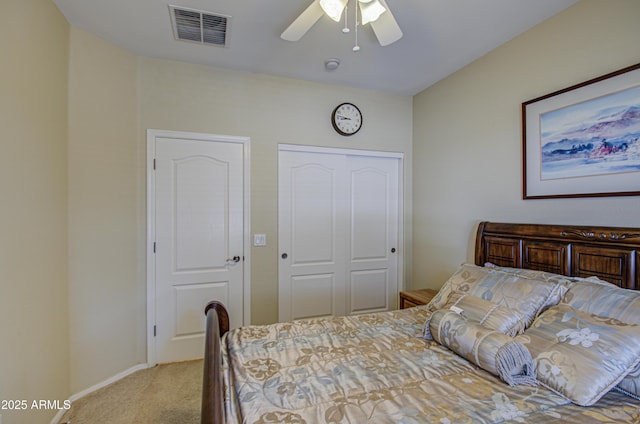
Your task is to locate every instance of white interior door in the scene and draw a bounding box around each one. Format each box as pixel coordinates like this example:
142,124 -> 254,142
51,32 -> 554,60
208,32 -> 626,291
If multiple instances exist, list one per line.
346,156 -> 399,315
279,147 -> 401,322
278,151 -> 347,321
150,132 -> 245,364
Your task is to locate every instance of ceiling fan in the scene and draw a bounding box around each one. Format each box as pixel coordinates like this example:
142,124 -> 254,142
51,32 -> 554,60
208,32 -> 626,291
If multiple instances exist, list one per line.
281,0 -> 403,47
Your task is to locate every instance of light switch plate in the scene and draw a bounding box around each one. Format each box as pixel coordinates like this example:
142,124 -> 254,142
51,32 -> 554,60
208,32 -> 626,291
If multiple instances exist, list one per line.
253,234 -> 266,247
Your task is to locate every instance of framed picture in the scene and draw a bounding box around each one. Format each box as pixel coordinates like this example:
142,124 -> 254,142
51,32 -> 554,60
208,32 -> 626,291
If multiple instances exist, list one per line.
522,62 -> 640,199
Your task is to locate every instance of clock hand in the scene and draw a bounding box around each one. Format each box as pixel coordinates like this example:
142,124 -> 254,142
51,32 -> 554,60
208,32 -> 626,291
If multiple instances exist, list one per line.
336,115 -> 352,120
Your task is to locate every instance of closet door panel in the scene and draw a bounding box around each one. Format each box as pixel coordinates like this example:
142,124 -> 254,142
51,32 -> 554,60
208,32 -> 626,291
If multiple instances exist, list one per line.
278,151 -> 347,321
346,156 -> 399,315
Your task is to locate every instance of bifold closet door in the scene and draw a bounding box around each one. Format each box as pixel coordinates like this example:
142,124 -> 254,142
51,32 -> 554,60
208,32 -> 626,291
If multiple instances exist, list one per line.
278,149 -> 399,322
346,155 -> 399,316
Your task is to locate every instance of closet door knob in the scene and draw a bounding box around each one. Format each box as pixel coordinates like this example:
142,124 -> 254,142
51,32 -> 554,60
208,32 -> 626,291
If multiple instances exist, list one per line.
281,253 -> 288,259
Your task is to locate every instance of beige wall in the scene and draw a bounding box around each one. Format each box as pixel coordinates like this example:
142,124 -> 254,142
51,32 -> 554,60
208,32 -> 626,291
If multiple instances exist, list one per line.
67,28 -> 141,393
413,0 -> 640,290
140,58 -> 413,325
8,0 -> 639,412
0,0 -> 70,423
62,19 -> 412,397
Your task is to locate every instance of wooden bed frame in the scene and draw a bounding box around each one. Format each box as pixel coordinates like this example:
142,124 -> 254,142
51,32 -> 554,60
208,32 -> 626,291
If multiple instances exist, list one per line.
202,221 -> 640,423
475,221 -> 639,289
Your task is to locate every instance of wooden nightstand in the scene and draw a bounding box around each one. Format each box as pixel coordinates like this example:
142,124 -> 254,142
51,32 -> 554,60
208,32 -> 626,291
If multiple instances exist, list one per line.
399,289 -> 438,309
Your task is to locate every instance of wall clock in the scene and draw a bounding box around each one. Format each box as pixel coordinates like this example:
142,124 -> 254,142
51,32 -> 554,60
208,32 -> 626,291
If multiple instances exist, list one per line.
331,102 -> 362,136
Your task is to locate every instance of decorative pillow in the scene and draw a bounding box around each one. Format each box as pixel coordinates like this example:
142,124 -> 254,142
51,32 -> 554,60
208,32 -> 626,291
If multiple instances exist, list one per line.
618,367 -> 640,400
563,278 -> 640,323
426,263 -> 567,331
439,292 -> 525,336
485,262 -> 613,289
516,303 -> 640,406
484,262 -> 576,283
562,280 -> 640,398
426,309 -> 536,386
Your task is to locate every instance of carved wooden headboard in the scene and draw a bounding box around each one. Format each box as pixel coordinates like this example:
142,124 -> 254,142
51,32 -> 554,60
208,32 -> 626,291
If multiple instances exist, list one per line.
475,222 -> 640,290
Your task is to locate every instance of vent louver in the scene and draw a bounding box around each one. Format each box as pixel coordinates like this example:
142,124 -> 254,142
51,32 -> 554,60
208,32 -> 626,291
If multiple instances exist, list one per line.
170,5 -> 229,47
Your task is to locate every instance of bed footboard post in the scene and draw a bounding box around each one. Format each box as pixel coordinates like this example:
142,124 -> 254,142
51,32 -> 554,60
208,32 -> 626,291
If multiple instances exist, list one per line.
202,301 -> 229,424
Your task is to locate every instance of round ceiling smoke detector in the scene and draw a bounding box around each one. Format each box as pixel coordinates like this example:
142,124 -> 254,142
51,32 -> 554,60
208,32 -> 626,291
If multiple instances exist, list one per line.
324,58 -> 341,71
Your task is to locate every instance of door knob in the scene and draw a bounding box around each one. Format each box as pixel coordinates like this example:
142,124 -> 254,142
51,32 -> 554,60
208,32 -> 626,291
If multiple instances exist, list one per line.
281,253 -> 288,259
226,256 -> 241,264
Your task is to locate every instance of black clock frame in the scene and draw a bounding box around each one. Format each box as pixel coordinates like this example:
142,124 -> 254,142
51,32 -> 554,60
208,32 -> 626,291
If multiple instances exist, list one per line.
331,102 -> 362,136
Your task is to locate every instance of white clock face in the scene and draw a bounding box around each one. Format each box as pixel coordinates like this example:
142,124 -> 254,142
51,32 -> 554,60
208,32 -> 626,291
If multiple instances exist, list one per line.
332,103 -> 362,136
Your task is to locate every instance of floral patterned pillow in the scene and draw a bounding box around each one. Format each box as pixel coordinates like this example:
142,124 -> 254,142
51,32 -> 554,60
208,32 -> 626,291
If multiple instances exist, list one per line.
562,280 -> 640,399
484,263 -> 577,285
426,263 -> 567,331
516,303 -> 640,406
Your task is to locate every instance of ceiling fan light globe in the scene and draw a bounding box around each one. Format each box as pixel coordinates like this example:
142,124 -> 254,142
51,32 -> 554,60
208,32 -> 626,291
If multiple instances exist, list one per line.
360,0 -> 386,25
320,0 -> 348,22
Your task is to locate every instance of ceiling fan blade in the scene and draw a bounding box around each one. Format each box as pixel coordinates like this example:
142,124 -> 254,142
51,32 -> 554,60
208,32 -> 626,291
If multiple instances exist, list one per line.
281,0 -> 324,42
369,0 -> 403,46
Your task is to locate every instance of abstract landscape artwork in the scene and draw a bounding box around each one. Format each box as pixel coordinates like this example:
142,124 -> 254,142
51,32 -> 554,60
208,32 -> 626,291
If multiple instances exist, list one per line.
540,86 -> 640,180
523,63 -> 640,199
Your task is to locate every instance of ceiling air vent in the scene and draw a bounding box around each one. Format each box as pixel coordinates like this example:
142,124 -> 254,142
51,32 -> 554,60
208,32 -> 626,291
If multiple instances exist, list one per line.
169,5 -> 230,47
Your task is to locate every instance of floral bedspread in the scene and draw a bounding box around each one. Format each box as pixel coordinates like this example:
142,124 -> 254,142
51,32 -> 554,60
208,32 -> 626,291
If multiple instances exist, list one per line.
221,306 -> 640,423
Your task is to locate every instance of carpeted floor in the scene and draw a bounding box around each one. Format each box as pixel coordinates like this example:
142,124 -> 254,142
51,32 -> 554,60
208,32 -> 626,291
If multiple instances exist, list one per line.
58,359 -> 202,424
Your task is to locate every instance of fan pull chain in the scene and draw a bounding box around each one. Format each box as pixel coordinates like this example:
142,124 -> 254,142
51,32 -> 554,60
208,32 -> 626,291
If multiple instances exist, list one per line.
342,2 -> 350,33
353,0 -> 360,51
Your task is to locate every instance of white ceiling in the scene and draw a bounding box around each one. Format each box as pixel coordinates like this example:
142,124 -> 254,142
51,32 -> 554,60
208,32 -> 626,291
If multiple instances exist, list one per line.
52,0 -> 579,96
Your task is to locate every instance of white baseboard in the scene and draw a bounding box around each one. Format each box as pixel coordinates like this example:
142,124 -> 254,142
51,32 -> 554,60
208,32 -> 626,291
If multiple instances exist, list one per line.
50,363 -> 151,424
50,406 -> 67,424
